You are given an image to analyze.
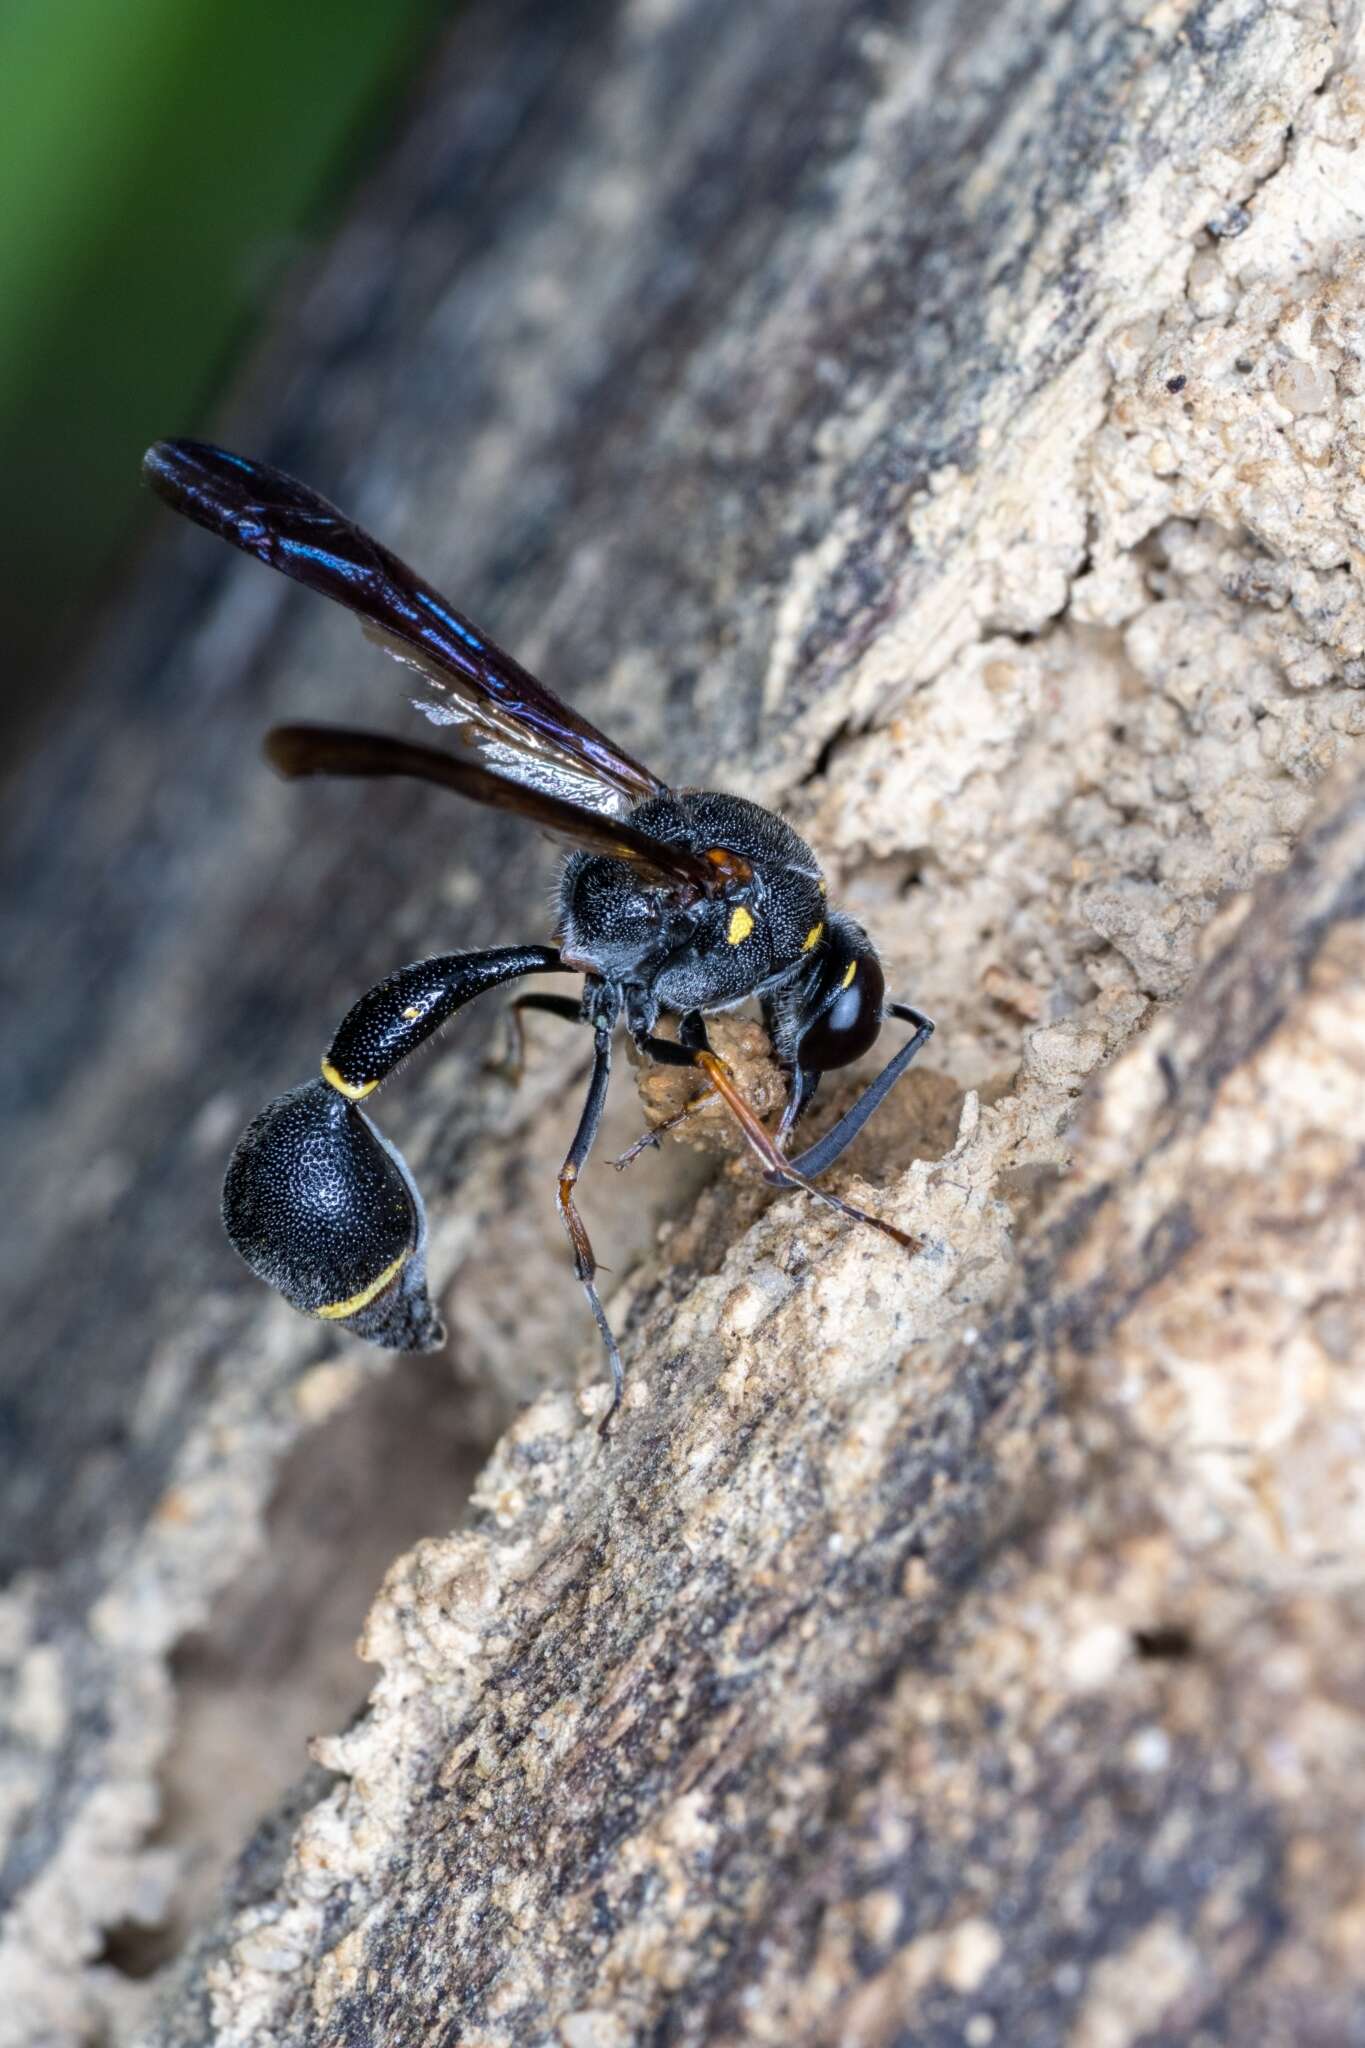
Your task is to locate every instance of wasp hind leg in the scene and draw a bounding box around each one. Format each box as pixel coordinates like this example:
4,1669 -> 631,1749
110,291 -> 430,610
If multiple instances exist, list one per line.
487,991 -> 588,1087
554,1014 -> 627,1436
486,983 -> 629,1433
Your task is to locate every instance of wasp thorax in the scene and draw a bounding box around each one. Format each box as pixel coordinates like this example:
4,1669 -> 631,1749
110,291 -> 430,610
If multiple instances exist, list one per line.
221,1078 -> 442,1349
557,789 -> 827,1015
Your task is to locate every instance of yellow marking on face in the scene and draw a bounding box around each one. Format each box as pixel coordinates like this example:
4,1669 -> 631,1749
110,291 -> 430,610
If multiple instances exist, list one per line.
802,920 -> 824,952
727,905 -> 755,946
402,1005 -> 421,1021
316,1249 -> 408,1321
321,1059 -> 377,1101
841,960 -> 858,990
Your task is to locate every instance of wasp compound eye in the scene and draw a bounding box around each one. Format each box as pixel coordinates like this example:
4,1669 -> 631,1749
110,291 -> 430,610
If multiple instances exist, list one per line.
221,1078 -> 443,1350
799,951 -> 886,1072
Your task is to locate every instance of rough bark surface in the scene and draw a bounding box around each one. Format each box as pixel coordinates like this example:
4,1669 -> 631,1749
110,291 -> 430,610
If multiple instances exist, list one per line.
1,1 -> 1363,2042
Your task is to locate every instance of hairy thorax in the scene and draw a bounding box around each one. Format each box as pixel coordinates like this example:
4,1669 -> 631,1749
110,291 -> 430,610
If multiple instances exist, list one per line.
557,789 -> 827,1021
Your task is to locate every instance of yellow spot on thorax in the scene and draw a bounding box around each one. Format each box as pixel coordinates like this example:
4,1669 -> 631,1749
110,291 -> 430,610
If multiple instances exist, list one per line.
317,1249 -> 408,1321
402,1005 -> 421,1021
802,921 -> 824,952
841,960 -> 858,990
322,1059 -> 377,1101
727,905 -> 755,945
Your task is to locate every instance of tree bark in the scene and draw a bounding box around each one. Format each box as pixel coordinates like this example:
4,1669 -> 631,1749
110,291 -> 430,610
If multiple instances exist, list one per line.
1,1 -> 1363,2042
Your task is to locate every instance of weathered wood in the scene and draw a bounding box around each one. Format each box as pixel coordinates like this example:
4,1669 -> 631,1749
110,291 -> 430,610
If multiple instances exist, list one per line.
1,0 -> 1362,2040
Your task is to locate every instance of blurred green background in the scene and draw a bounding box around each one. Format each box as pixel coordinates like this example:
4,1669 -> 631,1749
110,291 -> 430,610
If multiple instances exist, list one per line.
0,0 -> 450,747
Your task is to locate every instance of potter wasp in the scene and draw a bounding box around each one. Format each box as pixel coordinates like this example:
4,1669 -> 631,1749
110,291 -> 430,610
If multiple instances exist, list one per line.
144,441 -> 933,1431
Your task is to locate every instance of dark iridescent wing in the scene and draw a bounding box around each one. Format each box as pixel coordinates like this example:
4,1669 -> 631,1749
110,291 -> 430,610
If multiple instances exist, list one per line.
142,439 -> 666,810
265,724 -> 723,894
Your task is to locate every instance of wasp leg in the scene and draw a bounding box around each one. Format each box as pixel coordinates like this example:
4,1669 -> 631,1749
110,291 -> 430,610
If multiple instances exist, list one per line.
775,1064 -> 819,1148
610,1008 -> 716,1167
782,1005 -> 935,1180
554,1016 -> 626,1436
610,1087 -> 719,1169
633,1030 -> 921,1253
488,991 -> 588,1087
677,1009 -> 709,1052
224,945 -> 572,1346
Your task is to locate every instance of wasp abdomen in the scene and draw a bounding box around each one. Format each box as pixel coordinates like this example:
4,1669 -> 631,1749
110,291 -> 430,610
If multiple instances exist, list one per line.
324,944 -> 563,1098
221,1078 -> 442,1350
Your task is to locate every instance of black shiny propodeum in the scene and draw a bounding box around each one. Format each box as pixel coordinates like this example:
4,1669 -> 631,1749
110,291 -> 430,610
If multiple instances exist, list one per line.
145,438 -> 935,1432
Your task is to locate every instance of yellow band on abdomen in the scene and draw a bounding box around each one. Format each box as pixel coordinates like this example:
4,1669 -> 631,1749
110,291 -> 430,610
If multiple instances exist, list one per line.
322,1059 -> 378,1101
316,1249 -> 408,1321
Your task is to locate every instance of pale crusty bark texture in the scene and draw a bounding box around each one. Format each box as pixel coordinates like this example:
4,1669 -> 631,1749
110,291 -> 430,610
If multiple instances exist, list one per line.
1,1 -> 1364,2042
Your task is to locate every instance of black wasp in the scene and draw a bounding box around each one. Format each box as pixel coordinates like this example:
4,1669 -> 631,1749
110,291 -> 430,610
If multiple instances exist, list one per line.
144,441 -> 934,1432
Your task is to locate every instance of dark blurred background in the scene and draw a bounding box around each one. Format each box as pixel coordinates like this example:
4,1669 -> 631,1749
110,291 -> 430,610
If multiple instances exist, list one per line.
0,0 -> 451,752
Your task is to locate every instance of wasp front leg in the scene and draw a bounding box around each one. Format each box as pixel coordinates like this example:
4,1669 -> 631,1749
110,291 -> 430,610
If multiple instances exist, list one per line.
221,944 -> 567,1346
